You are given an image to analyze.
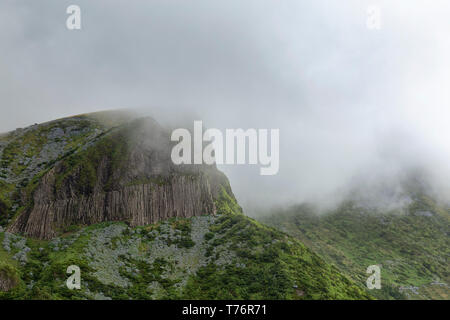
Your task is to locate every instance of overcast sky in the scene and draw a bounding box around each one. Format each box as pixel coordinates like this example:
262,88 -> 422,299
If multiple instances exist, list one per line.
1,1 -> 450,212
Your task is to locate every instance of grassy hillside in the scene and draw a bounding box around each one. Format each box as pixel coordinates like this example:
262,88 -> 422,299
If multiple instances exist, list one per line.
0,111 -> 374,300
0,188 -> 371,300
260,196 -> 450,300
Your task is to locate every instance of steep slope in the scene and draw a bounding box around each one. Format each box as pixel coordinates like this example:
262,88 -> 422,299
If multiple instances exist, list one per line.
0,111 -> 131,228
0,111 -> 371,299
0,188 -> 370,300
261,195 -> 450,300
1,112 -> 225,239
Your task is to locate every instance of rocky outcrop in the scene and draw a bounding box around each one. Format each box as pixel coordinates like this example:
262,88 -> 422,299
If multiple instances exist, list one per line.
6,115 -> 231,239
9,174 -> 217,239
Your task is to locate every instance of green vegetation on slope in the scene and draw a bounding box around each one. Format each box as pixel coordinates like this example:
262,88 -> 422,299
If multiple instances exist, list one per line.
182,190 -> 371,300
0,118 -> 100,176
0,116 -> 111,227
54,128 -> 130,195
0,189 -> 371,300
0,112 -> 137,228
261,196 -> 450,300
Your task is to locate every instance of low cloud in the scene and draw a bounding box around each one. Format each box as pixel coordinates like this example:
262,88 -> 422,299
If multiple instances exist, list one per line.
1,0 -> 450,213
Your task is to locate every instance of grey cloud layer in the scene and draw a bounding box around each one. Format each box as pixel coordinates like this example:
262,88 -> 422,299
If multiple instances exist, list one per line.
1,0 -> 450,212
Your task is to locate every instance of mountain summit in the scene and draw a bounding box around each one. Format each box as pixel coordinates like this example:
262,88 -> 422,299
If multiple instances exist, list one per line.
0,111 -> 370,299
1,111 -> 227,239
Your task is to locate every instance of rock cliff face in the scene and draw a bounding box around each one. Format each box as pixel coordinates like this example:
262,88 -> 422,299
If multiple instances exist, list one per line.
9,174 -> 217,239
2,112 -> 231,239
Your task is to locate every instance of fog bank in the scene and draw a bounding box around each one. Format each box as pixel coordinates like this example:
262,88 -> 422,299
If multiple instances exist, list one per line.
1,1 -> 450,213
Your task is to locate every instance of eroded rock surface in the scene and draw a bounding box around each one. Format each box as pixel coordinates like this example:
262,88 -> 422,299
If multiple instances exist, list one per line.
4,113 -> 230,239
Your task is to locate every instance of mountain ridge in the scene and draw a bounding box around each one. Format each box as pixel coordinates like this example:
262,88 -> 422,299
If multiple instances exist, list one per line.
0,111 -> 371,300
1,112 -> 228,239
